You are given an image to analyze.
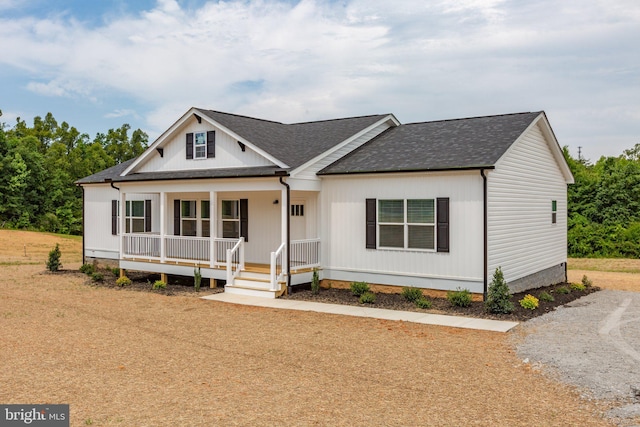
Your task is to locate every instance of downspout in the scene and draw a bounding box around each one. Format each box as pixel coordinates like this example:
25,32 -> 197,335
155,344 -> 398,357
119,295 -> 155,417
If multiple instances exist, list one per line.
81,186 -> 85,265
278,175 -> 291,294
480,169 -> 488,301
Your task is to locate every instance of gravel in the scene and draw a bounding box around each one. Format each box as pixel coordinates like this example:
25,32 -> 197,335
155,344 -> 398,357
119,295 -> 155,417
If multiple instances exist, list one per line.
515,289 -> 640,425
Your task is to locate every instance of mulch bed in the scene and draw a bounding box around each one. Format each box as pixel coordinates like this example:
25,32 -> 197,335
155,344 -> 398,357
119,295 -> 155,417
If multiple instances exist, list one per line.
283,282 -> 601,322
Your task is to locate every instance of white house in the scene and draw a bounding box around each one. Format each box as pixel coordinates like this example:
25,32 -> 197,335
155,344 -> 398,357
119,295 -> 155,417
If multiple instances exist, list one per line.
77,108 -> 574,298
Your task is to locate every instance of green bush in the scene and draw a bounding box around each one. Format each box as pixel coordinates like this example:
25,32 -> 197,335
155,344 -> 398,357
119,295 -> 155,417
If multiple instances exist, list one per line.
415,297 -> 433,309
484,267 -> 514,314
311,268 -> 320,295
111,267 -> 120,276
538,291 -> 555,302
359,291 -> 376,304
571,282 -> 586,291
555,286 -> 570,294
116,276 -> 131,287
91,272 -> 103,282
350,281 -> 370,297
402,287 -> 423,303
153,280 -> 167,290
46,243 -> 62,272
79,263 -> 95,275
447,288 -> 472,307
581,274 -> 593,288
194,267 -> 202,292
519,294 -> 539,310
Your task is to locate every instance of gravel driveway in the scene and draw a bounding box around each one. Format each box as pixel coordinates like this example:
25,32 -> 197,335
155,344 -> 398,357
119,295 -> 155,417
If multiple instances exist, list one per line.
516,289 -> 640,425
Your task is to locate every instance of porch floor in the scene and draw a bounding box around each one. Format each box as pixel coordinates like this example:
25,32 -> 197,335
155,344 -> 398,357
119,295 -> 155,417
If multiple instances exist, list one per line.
121,259 -> 314,276
201,293 -> 519,332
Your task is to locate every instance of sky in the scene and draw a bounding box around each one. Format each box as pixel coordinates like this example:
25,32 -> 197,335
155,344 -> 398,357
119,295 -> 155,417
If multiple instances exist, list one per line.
0,0 -> 639,161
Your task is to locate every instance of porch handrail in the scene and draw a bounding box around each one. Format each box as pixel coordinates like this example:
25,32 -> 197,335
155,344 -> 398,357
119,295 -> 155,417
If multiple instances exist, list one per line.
270,242 -> 286,291
226,237 -> 245,284
166,235 -> 210,262
123,233 -> 161,258
290,238 -> 321,271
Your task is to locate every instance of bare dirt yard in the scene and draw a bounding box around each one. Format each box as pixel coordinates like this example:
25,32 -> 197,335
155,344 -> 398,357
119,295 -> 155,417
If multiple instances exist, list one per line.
0,231 -> 628,426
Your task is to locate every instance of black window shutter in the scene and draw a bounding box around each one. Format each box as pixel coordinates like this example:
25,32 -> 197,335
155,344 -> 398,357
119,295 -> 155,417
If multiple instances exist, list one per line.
144,200 -> 152,232
437,197 -> 450,253
366,199 -> 376,249
206,131 -> 215,158
240,199 -> 248,242
186,133 -> 194,159
174,199 -> 181,236
111,200 -> 118,235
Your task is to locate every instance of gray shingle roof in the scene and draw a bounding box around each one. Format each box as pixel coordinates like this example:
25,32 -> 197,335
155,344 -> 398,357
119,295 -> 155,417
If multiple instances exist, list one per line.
76,159 -> 136,184
318,112 -> 542,175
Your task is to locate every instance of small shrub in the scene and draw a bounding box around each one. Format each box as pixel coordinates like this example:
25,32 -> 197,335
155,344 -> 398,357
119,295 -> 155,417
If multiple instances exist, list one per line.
111,267 -> 120,276
402,287 -> 423,303
581,274 -> 593,288
311,268 -> 320,295
359,291 -> 376,304
571,282 -> 586,291
79,263 -> 95,275
485,267 -> 514,314
555,285 -> 570,294
91,272 -> 104,282
350,281 -> 370,297
194,267 -> 202,292
415,297 -> 433,309
519,294 -> 539,310
447,288 -> 472,307
116,276 -> 132,287
538,291 -> 555,302
46,243 -> 62,272
153,280 -> 167,290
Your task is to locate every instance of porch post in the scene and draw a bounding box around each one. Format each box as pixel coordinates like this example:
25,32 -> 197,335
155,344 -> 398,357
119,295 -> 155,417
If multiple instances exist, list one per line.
281,187 -> 288,279
160,191 -> 166,262
209,190 -> 216,268
119,191 -> 126,260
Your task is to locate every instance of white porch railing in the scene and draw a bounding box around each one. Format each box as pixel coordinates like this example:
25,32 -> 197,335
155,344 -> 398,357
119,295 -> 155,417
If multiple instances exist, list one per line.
123,234 -> 161,258
270,242 -> 286,291
290,238 -> 321,271
215,238 -> 240,267
166,236 -> 210,262
226,237 -> 245,284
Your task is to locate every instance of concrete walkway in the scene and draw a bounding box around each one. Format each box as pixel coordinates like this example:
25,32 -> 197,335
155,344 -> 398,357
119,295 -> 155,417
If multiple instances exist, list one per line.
202,293 -> 519,332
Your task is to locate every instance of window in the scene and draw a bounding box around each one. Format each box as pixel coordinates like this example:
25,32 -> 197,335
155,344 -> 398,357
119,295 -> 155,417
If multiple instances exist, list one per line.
194,132 -> 206,159
552,200 -> 557,224
126,200 -> 145,233
291,204 -> 304,216
222,200 -> 240,238
181,200 -> 197,236
378,199 -> 435,250
201,200 -> 210,237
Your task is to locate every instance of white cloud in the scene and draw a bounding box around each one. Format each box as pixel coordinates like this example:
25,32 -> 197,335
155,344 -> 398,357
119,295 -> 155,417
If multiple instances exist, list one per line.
0,0 -> 639,156
104,109 -> 138,119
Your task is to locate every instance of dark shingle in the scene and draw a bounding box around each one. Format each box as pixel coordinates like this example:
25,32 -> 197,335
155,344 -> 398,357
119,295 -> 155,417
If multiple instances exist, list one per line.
75,159 -> 136,184
318,112 -> 542,175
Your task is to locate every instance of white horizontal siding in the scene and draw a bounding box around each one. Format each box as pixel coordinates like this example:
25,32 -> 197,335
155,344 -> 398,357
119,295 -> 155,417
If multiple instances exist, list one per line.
294,122 -> 392,180
487,121 -> 568,284
137,117 -> 274,173
320,172 -> 484,285
84,184 -> 120,255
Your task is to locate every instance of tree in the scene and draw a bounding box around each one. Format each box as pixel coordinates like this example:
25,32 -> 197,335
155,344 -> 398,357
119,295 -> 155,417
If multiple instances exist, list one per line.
485,267 -> 514,314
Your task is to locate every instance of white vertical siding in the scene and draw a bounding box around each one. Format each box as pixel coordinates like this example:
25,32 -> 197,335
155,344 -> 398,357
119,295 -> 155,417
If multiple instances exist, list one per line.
293,122 -> 392,180
320,172 -> 484,286
137,118 -> 274,173
84,184 -> 120,256
487,121 -> 568,283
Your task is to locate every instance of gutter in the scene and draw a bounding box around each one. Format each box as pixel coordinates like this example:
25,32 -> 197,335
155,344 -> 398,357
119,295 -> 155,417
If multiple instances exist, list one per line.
480,169 -> 488,301
276,173 -> 291,294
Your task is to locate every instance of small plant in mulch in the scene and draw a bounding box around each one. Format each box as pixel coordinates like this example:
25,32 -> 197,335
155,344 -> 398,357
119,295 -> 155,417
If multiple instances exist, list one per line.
401,287 -> 423,303
484,267 -> 514,314
538,291 -> 555,302
581,274 -> 593,288
116,276 -> 132,287
350,281 -> 370,297
153,280 -> 167,290
415,297 -> 433,309
311,268 -> 321,295
359,291 -> 376,304
519,294 -> 539,310
555,285 -> 570,294
447,288 -> 472,307
571,282 -> 586,292
194,267 -> 202,292
46,243 -> 62,272
111,267 -> 120,276
91,272 -> 104,282
79,263 -> 95,275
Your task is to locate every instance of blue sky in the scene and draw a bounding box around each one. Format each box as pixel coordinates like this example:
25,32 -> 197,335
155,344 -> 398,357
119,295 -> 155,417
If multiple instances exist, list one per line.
1,0 -> 639,160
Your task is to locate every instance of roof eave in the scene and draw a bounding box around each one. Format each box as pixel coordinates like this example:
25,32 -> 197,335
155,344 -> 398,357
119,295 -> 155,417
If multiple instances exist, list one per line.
318,165 -> 496,176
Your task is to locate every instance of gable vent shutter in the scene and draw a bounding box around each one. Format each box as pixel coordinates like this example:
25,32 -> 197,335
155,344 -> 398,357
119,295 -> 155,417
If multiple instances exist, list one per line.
437,197 -> 450,253
366,198 -> 376,249
111,200 -> 118,235
174,199 -> 181,236
186,133 -> 194,159
206,131 -> 215,158
240,199 -> 248,242
145,200 -> 152,232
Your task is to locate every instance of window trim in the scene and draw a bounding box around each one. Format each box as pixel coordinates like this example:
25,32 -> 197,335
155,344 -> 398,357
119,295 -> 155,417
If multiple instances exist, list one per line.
377,199 -> 436,251
194,132 -> 206,160
125,200 -> 147,234
221,199 -> 240,239
551,200 -> 557,224
180,200 -> 198,236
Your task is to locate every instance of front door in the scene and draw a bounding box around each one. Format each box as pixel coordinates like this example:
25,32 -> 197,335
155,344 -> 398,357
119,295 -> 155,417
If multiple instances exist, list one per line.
290,200 -> 306,240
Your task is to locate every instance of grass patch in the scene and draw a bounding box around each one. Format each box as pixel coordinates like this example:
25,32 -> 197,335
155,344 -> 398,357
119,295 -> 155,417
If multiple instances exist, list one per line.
568,257 -> 640,274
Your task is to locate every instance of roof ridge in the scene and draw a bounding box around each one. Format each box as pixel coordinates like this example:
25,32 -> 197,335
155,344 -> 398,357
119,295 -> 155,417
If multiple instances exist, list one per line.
196,108 -> 285,125
403,111 -> 541,126
290,113 -> 391,126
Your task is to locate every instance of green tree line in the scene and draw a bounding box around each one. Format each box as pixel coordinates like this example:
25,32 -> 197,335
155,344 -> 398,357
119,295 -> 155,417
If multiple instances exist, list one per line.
0,109 -> 147,234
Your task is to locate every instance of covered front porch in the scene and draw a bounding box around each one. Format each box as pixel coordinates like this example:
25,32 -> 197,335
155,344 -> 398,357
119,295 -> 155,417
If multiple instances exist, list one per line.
116,178 -> 320,297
